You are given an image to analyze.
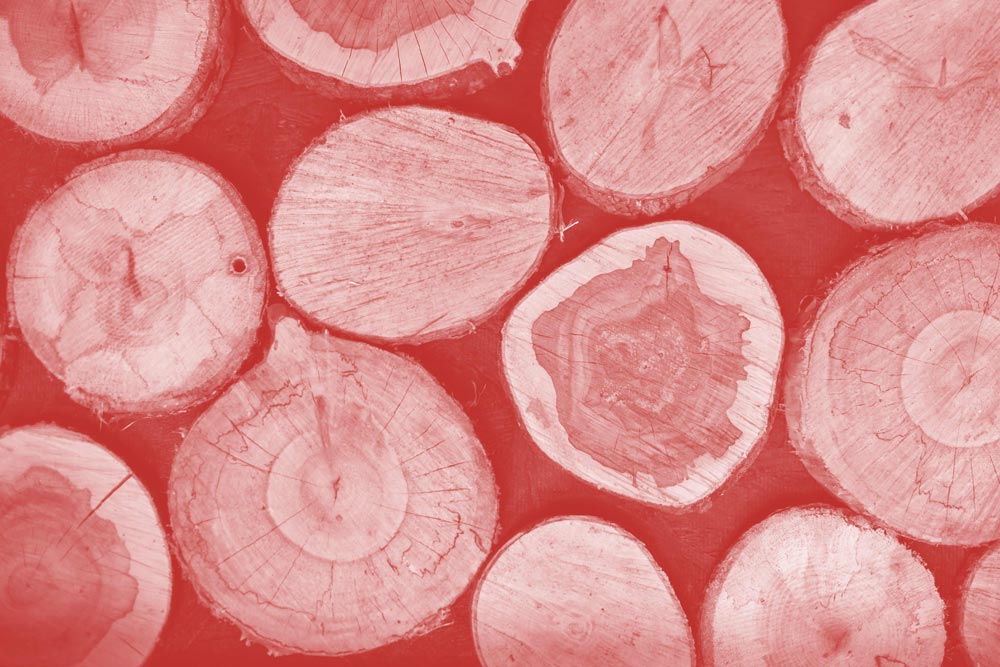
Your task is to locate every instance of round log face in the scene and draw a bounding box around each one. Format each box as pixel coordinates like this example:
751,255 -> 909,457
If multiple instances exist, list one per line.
787,223 -> 1000,545
781,0 -> 1000,228
472,516 -> 694,667
543,0 -> 787,215
270,106 -> 554,344
961,543 -> 1000,667
0,424 -> 172,667
168,316 -> 499,656
8,150 -> 268,415
0,0 -> 226,146
503,221 -> 783,508
239,0 -> 528,93
701,506 -> 946,667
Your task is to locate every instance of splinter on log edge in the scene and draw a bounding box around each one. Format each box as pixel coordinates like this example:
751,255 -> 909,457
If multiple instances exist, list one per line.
168,315 -> 499,656
786,223 -> 1000,545
7,149 -> 268,416
779,0 -> 1000,229
542,0 -> 788,216
0,0 -> 231,148
238,0 -> 531,100
270,105 -> 555,345
960,541 -> 1000,667
0,424 -> 172,667
503,221 -> 784,508
472,516 -> 695,667
700,505 -> 946,666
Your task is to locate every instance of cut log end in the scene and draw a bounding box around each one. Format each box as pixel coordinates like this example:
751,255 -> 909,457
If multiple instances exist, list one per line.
0,424 -> 172,667
168,316 -> 499,656
780,0 -> 1000,228
961,543 -> 1000,667
271,106 -> 554,344
543,0 -> 786,215
787,223 -> 1000,545
503,221 -> 783,508
0,0 -> 229,147
240,0 -> 529,99
473,516 -> 694,667
8,149 -> 268,416
701,505 -> 946,667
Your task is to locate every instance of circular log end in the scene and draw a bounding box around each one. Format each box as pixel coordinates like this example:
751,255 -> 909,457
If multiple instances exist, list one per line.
0,424 -> 172,667
961,542 -> 1000,667
473,516 -> 694,667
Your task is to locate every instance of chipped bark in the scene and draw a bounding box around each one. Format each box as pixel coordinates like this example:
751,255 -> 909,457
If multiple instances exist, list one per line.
702,505 -> 946,667
168,316 -> 499,656
472,516 -> 694,667
787,223 -> 1000,545
0,424 -> 172,667
960,542 -> 1000,667
238,0 -> 530,100
270,106 -> 555,344
502,221 -> 783,508
8,150 -> 267,415
542,0 -> 787,216
0,0 -> 231,148
779,0 -> 1000,229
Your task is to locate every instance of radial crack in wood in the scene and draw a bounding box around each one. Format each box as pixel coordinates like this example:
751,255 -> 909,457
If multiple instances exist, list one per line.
167,315 -> 499,656
238,0 -> 529,99
701,505 -> 946,667
960,542 -> 1000,667
503,221 -> 783,508
787,223 -> 1000,545
472,516 -> 695,667
779,0 -> 1000,229
0,424 -> 172,667
0,0 -> 230,147
270,106 -> 555,344
542,0 -> 787,216
8,150 -> 268,416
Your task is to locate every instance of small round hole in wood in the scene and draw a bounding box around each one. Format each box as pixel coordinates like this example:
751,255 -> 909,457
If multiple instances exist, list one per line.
230,257 -> 248,274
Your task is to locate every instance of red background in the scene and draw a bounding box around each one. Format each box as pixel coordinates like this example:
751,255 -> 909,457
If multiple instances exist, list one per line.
1,1 -> 994,665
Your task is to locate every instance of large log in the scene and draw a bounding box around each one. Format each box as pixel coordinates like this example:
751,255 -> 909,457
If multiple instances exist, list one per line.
780,0 -> 1000,229
473,516 -> 695,667
270,106 -> 554,344
0,424 -> 172,667
8,150 -> 268,415
238,0 -> 530,100
961,542 -> 1000,667
503,221 -> 783,507
543,0 -> 787,216
0,0 -> 230,148
701,505 -> 946,667
787,223 -> 1000,545
168,316 -> 499,656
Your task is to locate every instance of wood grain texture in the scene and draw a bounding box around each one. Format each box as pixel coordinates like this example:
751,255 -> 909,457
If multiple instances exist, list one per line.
780,0 -> 1000,229
0,424 -> 172,667
503,221 -> 783,508
786,223 -> 1000,545
8,150 -> 267,415
701,505 -> 946,666
543,0 -> 787,216
0,0 -> 231,148
472,516 -> 695,667
168,316 -> 499,656
960,542 -> 1000,667
270,105 -> 555,344
238,0 -> 530,100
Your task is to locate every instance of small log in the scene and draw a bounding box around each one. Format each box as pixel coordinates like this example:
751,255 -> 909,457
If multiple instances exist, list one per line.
473,516 -> 694,667
780,0 -> 1000,229
8,150 -> 268,415
168,315 -> 499,656
270,106 -> 554,344
543,0 -> 787,216
503,221 -> 783,508
238,0 -> 530,100
701,505 -> 946,667
0,0 -> 230,148
787,223 -> 1000,545
0,424 -> 172,667
961,542 -> 1000,667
